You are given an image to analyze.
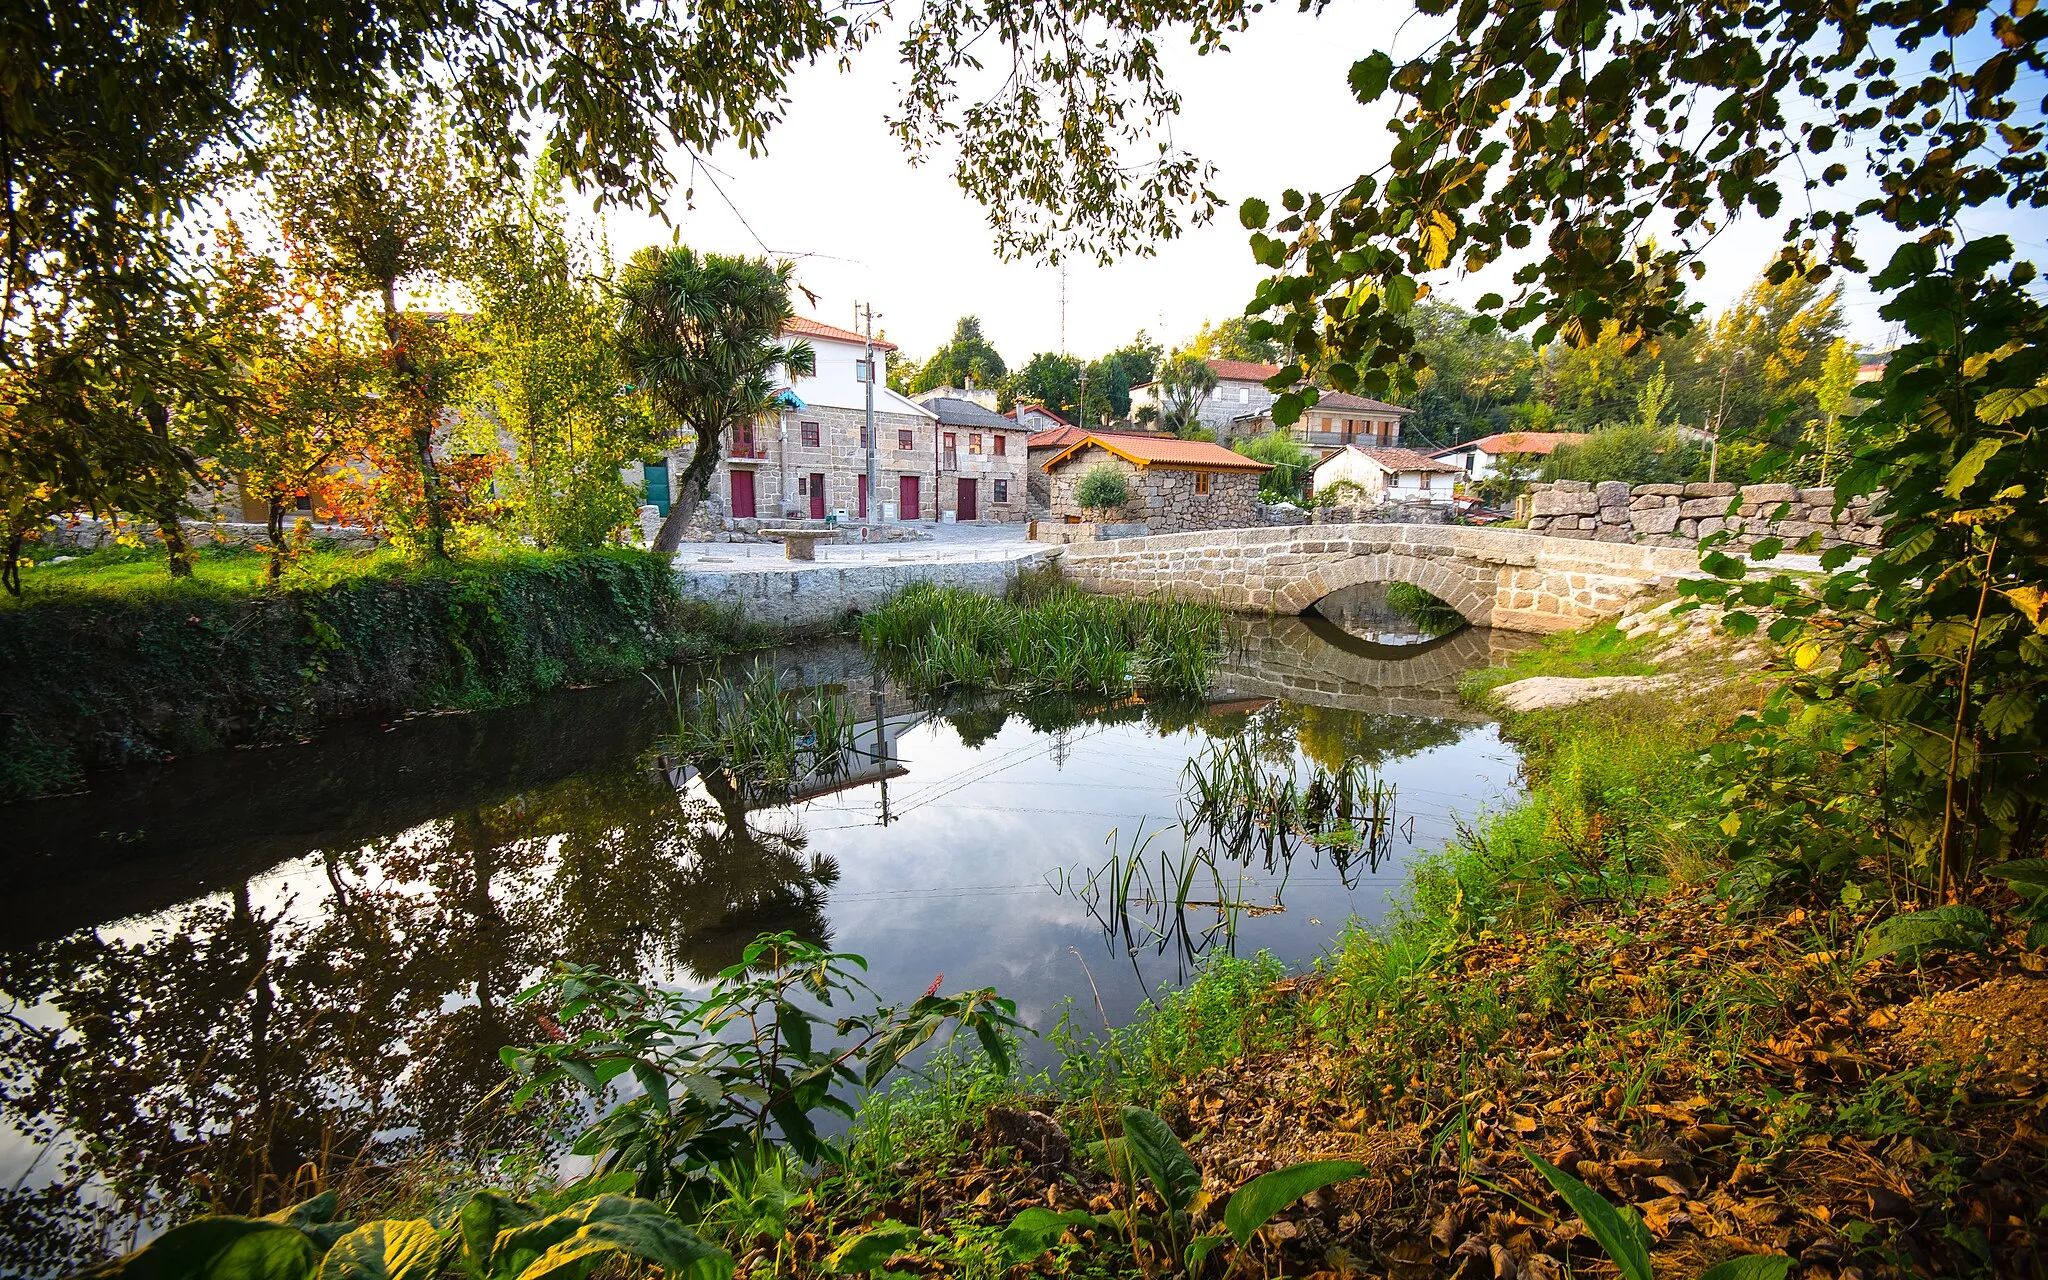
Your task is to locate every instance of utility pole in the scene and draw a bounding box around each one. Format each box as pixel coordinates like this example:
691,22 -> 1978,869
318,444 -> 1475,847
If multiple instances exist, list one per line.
859,302 -> 879,526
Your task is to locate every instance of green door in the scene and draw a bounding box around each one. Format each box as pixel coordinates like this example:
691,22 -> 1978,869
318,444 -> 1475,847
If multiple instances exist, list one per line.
643,459 -> 672,514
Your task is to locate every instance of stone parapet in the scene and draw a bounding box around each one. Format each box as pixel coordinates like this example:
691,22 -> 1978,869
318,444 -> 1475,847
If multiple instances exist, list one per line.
37,516 -> 382,554
1524,481 -> 1883,549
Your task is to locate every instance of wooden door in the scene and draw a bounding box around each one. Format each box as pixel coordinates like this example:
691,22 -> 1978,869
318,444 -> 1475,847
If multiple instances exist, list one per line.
898,475 -> 920,520
857,474 -> 868,518
956,477 -> 977,521
809,472 -> 826,519
730,469 -> 756,518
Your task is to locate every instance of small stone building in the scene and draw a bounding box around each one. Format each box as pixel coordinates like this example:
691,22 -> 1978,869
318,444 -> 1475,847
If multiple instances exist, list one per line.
913,393 -> 1033,522
1311,445 -> 1461,508
1038,434 -> 1271,535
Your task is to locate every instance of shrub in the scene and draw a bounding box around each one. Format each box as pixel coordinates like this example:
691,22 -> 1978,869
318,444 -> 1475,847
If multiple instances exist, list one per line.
1540,423 -> 1703,485
1073,464 -> 1132,512
1235,431 -> 1315,500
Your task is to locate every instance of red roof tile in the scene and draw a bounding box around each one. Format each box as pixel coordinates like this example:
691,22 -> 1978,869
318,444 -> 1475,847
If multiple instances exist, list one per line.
782,316 -> 898,351
1207,359 -> 1282,382
1312,391 -> 1413,415
1342,446 -> 1462,474
1042,433 -> 1274,472
1008,401 -> 1072,428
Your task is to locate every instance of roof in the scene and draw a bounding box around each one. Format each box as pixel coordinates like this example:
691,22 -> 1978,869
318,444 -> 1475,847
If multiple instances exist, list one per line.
1310,391 -> 1414,415
1436,431 -> 1586,458
921,396 -> 1019,430
1006,402 -> 1072,428
1042,433 -> 1274,473
782,316 -> 898,352
1131,358 -> 1283,392
1333,445 -> 1462,474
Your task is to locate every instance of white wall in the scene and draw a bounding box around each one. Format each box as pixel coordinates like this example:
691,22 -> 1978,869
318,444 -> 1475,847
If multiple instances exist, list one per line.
780,334 -> 936,419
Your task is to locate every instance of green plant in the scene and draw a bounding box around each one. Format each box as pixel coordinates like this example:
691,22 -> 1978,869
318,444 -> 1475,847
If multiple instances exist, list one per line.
1523,1150 -> 1653,1280
77,1189 -> 730,1280
650,663 -> 858,797
1074,464 -> 1133,513
1232,431 -> 1314,501
501,934 -> 1024,1202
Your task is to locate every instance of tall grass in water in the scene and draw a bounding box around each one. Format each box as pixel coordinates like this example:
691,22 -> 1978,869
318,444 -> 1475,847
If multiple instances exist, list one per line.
1048,822 -> 1276,978
649,663 -> 858,797
858,582 -> 1225,696
1181,736 -> 1398,878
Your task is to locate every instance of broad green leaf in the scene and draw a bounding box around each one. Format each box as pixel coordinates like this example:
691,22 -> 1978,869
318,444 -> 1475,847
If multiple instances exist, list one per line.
1348,51 -> 1395,102
1120,1106 -> 1203,1213
491,1196 -> 656,1278
2001,585 -> 2048,630
1223,1160 -> 1366,1245
825,1222 -> 921,1274
78,1219 -> 321,1280
1085,1136 -> 1135,1183
1239,198 -> 1270,230
515,1215 -> 731,1280
1857,906 -> 1992,966
1699,1256 -> 1796,1280
317,1221 -> 453,1280
1974,383 -> 2048,424
459,1194 -> 539,1273
1523,1150 -> 1653,1280
1944,437 -> 2003,497
263,1193 -> 341,1231
998,1208 -> 1095,1263
1987,858 -> 2048,887
1981,689 -> 2037,736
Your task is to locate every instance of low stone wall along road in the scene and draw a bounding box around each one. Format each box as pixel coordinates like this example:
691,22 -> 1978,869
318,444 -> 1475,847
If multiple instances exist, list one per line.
1059,523 -> 1701,634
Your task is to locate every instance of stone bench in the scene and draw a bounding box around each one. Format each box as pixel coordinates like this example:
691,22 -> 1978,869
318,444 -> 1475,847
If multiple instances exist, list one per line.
758,528 -> 838,561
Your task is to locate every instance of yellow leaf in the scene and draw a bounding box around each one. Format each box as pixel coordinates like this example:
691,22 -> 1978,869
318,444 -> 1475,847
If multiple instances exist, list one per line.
2002,585 -> 2048,630
1719,813 -> 1742,837
1791,640 -> 1823,670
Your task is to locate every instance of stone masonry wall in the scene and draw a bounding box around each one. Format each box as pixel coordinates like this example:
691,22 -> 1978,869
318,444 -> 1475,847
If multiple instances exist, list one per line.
1524,480 -> 1883,550
1043,444 -> 1263,534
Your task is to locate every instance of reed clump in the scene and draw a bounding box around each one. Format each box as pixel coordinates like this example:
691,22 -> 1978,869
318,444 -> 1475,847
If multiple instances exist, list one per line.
858,582 -> 1225,696
1180,735 -> 1397,873
652,663 -> 858,794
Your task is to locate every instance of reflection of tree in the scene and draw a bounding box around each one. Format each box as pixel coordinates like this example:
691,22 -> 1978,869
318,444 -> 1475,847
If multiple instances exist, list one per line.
1248,703 -> 1464,772
0,754 -> 835,1269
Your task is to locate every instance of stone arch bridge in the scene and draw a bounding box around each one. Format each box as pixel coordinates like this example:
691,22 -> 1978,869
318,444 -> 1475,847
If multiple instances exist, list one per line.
1058,524 -> 1700,633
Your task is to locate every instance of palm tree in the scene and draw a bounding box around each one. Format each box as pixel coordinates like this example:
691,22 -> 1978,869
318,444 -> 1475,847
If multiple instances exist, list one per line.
1158,351 -> 1219,439
616,248 -> 815,554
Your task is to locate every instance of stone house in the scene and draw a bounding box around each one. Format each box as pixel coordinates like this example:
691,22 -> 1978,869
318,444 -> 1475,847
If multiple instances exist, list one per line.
1231,391 -> 1414,455
1312,445 -> 1461,507
643,316 -> 959,523
1131,358 -> 1282,438
912,392 -> 1033,522
1006,402 -> 1072,435
1039,433 -> 1271,534
1431,431 -> 1585,483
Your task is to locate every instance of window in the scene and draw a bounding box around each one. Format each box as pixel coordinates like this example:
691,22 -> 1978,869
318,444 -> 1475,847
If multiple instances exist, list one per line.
993,434 -> 1007,456
942,432 -> 958,470
897,429 -> 914,450
796,476 -> 808,495
969,433 -> 982,455
1195,471 -> 1211,495
994,479 -> 1009,502
800,420 -> 820,448
1237,387 -> 1249,403
860,423 -> 870,448
294,494 -> 313,511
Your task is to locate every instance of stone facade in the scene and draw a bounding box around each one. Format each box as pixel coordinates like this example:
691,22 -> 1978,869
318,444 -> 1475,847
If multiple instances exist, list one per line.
1042,444 -> 1262,535
1058,523 -> 1699,634
1523,480 -> 1884,549
37,516 -> 381,554
673,544 -> 1058,631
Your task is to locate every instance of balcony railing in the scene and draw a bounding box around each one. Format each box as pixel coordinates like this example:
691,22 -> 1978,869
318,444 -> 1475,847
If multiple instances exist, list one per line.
728,440 -> 770,460
1293,430 -> 1397,448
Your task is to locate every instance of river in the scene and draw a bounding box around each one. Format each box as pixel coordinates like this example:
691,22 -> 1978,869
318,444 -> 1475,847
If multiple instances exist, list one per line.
0,604 -> 1530,1270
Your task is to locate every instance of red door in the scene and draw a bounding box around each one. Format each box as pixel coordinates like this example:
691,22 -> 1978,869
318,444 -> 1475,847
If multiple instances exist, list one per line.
857,474 -> 868,519
957,477 -> 977,521
809,472 -> 826,519
730,469 -> 756,518
898,475 -> 919,521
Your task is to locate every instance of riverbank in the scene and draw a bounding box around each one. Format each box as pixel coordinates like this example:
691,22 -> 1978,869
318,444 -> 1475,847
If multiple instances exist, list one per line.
0,543 -> 768,803
790,606 -> 2046,1280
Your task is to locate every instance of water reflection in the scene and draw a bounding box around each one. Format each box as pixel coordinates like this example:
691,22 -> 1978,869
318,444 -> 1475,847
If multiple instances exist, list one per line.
1310,580 -> 1468,645
0,627 -> 1525,1271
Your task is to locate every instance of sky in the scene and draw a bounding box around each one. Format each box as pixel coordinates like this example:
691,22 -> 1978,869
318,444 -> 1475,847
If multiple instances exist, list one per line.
590,6 -> 1950,367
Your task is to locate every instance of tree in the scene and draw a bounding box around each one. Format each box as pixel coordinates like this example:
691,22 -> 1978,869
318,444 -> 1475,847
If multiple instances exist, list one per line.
911,317 -> 1007,393
616,248 -> 815,553
1234,432 -> 1313,501
1156,352 -> 1218,438
1009,353 -> 1084,423
270,102 -> 471,559
467,165 -> 651,550
1806,338 -> 1860,484
1188,317 -> 1280,365
199,227 -> 381,580
1073,465 -> 1132,513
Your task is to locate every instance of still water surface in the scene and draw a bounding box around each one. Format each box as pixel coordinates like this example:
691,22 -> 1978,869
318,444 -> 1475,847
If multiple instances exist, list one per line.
0,610 -> 1529,1267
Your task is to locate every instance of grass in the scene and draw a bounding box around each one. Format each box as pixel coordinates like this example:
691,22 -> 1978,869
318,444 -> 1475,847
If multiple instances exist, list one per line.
858,580 -> 1226,697
1458,615 -> 1660,697
654,662 -> 860,797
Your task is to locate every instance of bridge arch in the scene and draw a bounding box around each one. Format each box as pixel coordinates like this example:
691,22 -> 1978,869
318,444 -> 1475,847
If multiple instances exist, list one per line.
1270,550 -> 1496,627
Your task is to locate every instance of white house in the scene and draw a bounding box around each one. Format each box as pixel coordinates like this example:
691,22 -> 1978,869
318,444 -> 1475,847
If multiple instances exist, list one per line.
1431,431 -> 1585,483
1131,359 -> 1281,436
1312,445 -> 1462,507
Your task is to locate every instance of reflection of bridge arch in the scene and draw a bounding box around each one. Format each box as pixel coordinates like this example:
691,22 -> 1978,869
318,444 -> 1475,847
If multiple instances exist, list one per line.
1278,549 -> 1497,626
1209,619 -> 1535,721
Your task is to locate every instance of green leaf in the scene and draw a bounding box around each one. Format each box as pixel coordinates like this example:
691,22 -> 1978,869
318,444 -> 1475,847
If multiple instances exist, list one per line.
825,1222 -> 921,1274
1974,383 -> 2048,424
1223,1160 -> 1366,1245
1523,1150 -> 1653,1280
1857,906 -> 1993,966
1239,198 -> 1270,230
998,1208 -> 1096,1263
514,1215 -> 730,1280
78,1219 -> 321,1280
1944,437 -> 2004,496
1981,689 -> 2037,737
317,1222 -> 454,1280
1184,1233 -> 1232,1273
490,1196 -> 660,1278
1120,1107 -> 1203,1213
1698,1256 -> 1796,1280
1986,859 -> 2048,887
1085,1136 -> 1135,1183
459,1194 -> 539,1273
263,1193 -> 341,1232
1348,52 -> 1395,102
